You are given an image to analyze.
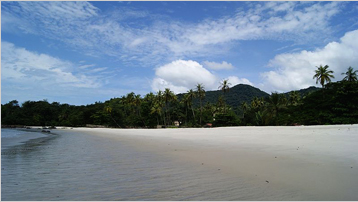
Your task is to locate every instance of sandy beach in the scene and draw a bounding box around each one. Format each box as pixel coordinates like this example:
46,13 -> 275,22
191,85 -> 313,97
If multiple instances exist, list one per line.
69,125 -> 358,200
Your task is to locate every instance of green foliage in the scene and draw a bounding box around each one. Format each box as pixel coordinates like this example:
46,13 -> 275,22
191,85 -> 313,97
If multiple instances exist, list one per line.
213,110 -> 240,127
342,66 -> 358,82
313,65 -> 335,88
284,81 -> 358,125
178,84 -> 270,109
2,82 -> 357,128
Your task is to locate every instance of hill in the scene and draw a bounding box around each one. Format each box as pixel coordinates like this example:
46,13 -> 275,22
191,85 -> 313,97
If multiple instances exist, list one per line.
178,84 -> 270,108
178,84 -> 321,109
284,86 -> 321,97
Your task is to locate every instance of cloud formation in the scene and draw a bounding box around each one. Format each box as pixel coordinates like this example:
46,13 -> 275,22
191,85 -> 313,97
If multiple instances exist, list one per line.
151,60 -> 252,93
1,42 -> 100,88
1,42 -> 107,103
151,60 -> 217,93
226,76 -> 253,87
1,1 -> 343,66
261,29 -> 358,92
203,61 -> 234,70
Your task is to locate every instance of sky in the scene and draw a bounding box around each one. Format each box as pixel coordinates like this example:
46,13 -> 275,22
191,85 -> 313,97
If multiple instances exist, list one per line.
2,1 -> 358,106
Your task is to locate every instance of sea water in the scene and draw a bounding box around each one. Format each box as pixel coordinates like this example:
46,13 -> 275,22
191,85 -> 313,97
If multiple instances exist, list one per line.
1,128 -> 50,150
1,129 -> 304,200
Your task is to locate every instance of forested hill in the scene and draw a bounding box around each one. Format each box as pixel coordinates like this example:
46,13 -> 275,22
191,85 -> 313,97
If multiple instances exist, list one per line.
1,83 -> 332,128
178,84 -> 319,108
284,86 -> 321,97
187,84 -> 269,107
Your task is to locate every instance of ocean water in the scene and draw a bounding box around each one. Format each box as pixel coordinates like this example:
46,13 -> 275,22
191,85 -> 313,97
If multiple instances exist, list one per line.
1,129 -> 303,201
1,128 -> 50,150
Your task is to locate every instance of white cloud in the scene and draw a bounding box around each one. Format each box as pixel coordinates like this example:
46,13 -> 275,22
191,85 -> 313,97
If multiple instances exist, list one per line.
203,61 -> 234,70
225,76 -> 253,86
1,41 -> 100,90
151,78 -> 189,94
1,42 -> 137,105
151,60 -> 218,93
79,64 -> 96,69
1,2 -> 344,66
151,60 -> 253,94
261,29 -> 358,92
183,2 -> 341,46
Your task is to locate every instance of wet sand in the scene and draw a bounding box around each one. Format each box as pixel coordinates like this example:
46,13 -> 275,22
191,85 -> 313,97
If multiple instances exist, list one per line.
71,125 -> 358,200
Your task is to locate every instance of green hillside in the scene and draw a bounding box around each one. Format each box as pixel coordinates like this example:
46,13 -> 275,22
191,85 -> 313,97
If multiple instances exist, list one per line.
179,84 -> 320,108
2,81 -> 356,128
178,84 -> 270,108
284,86 -> 321,98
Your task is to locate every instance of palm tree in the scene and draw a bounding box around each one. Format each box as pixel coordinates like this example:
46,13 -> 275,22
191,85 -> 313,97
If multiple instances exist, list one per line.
251,97 -> 264,110
216,95 -> 225,113
218,79 -> 231,113
289,91 -> 301,106
125,92 -> 136,112
163,88 -> 177,126
240,102 -> 249,119
151,102 -> 163,126
104,105 -> 120,128
144,92 -> 155,103
265,93 -> 287,125
313,65 -> 335,88
196,83 -> 205,125
342,66 -> 358,82
151,91 -> 164,125
187,89 -> 197,123
219,79 -> 231,93
133,94 -> 146,127
181,93 -> 192,126
133,94 -> 142,114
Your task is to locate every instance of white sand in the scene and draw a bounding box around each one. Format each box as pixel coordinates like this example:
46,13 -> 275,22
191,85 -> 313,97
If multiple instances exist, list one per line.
69,125 -> 358,200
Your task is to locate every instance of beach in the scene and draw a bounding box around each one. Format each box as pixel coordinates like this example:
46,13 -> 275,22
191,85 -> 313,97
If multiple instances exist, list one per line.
2,125 -> 358,200
72,125 -> 358,200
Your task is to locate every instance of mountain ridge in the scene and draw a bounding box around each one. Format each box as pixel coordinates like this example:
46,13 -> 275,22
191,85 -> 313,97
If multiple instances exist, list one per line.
178,84 -> 320,108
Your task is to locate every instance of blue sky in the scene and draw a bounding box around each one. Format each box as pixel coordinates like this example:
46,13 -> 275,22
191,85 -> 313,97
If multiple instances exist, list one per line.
2,1 -> 358,105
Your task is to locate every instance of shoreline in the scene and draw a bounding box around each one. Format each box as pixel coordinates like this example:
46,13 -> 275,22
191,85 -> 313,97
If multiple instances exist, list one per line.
1,128 -> 59,152
65,124 -> 358,200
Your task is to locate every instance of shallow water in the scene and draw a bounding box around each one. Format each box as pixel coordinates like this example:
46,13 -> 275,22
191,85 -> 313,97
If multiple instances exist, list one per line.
2,129 -> 304,200
1,128 -> 49,149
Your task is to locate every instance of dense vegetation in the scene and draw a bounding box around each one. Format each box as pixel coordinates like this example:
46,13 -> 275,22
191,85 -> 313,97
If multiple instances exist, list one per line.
2,66 -> 358,128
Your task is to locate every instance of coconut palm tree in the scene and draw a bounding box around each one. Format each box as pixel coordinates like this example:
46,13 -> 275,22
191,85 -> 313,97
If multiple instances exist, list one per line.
151,102 -> 163,126
133,94 -> 146,127
163,88 -> 177,125
240,101 -> 249,119
251,97 -> 264,110
216,95 -> 225,113
187,89 -> 197,123
219,79 -> 231,93
218,79 -> 231,113
181,93 -> 195,126
313,65 -> 335,88
151,91 -> 164,125
289,91 -> 301,106
196,83 -> 205,125
104,105 -> 120,128
144,92 -> 155,103
265,93 -> 287,125
342,66 -> 358,82
125,92 -> 136,112
133,94 -> 142,115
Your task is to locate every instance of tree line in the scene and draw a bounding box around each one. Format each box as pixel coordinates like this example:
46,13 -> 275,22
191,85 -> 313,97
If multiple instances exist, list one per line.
2,66 -> 358,128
